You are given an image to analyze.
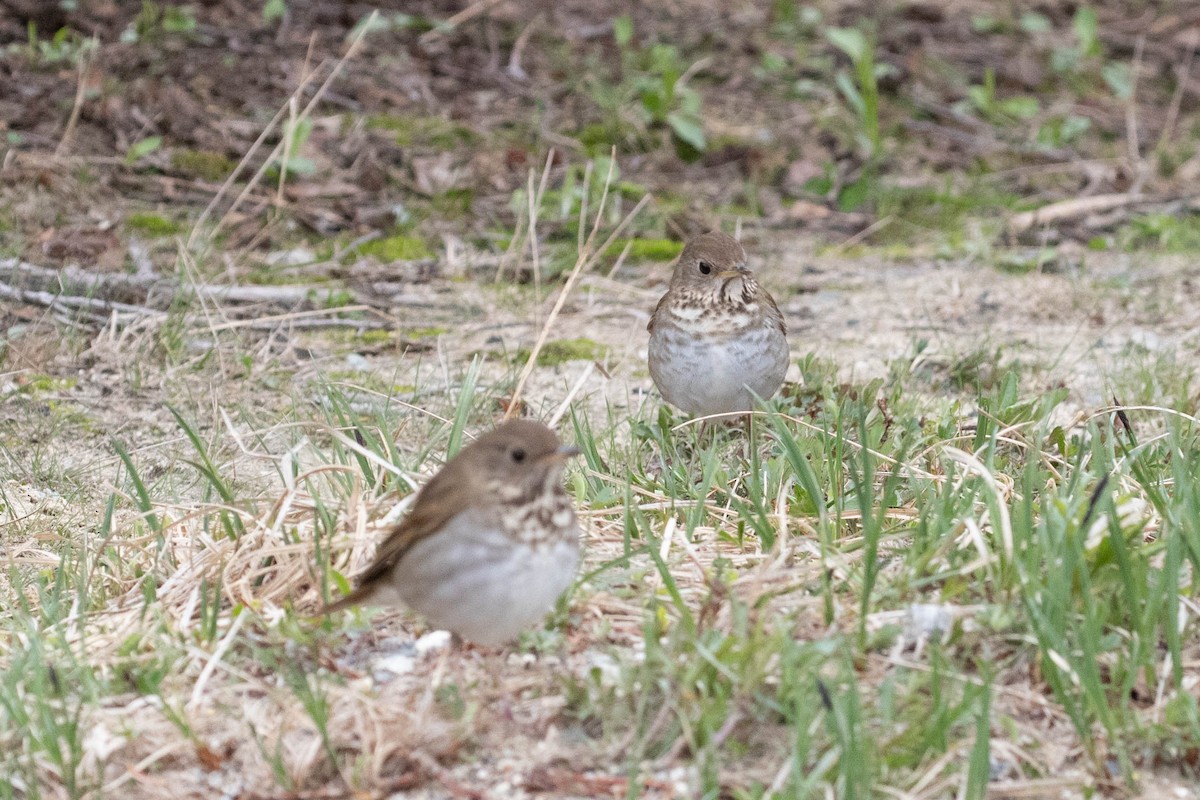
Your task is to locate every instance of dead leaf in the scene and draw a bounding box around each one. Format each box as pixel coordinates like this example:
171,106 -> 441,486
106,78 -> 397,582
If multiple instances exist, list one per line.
37,226 -> 123,270
195,742 -> 223,771
411,153 -> 467,197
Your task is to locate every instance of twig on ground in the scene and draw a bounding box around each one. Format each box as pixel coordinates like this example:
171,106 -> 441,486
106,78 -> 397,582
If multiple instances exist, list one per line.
828,215 -> 894,254
547,362 -> 596,428
1155,28 -> 1198,157
1124,36 -> 1145,167
418,0 -> 506,44
1006,193 -> 1181,237
507,14 -> 540,79
54,48 -> 94,157
213,315 -> 391,332
496,150 -> 556,284
0,257 -> 392,327
0,282 -> 166,319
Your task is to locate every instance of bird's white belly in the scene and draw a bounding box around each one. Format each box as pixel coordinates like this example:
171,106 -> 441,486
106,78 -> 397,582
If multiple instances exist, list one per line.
649,324 -> 787,416
392,521 -> 579,646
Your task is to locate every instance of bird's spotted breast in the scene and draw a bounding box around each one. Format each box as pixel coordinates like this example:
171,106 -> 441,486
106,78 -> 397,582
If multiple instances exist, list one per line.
660,288 -> 764,336
500,488 -> 577,548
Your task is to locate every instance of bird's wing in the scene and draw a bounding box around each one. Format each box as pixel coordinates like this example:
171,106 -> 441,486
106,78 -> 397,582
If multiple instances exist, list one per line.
647,292 -> 670,333
323,463 -> 467,612
763,290 -> 787,336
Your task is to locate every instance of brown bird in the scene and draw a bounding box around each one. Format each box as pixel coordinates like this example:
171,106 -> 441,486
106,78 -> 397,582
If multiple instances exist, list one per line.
324,419 -> 581,646
647,232 -> 789,417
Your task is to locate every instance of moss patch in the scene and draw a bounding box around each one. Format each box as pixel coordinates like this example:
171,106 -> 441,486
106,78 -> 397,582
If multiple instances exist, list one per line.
604,237 -> 684,261
170,149 -> 237,182
352,327 -> 446,345
306,288 -> 356,309
431,189 -> 474,218
365,114 -> 477,148
126,212 -> 183,237
356,235 -> 431,262
515,337 -> 609,366
11,374 -> 78,395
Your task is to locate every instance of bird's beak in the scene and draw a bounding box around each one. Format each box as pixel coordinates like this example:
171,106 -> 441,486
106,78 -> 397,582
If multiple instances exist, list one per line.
543,444 -> 581,462
716,269 -> 743,280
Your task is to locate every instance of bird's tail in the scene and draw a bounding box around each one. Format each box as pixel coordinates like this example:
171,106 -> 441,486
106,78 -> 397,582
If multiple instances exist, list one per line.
321,584 -> 374,615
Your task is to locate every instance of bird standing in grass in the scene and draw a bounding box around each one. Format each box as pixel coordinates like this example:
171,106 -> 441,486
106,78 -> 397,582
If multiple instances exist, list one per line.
324,419 -> 581,647
647,232 -> 789,418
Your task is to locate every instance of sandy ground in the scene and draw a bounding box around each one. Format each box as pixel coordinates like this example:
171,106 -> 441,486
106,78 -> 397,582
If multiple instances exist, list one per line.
384,238 -> 1200,426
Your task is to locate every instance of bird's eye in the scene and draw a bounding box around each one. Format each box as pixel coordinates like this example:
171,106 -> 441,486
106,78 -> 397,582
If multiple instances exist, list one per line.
698,261 -> 712,275
510,447 -> 526,463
